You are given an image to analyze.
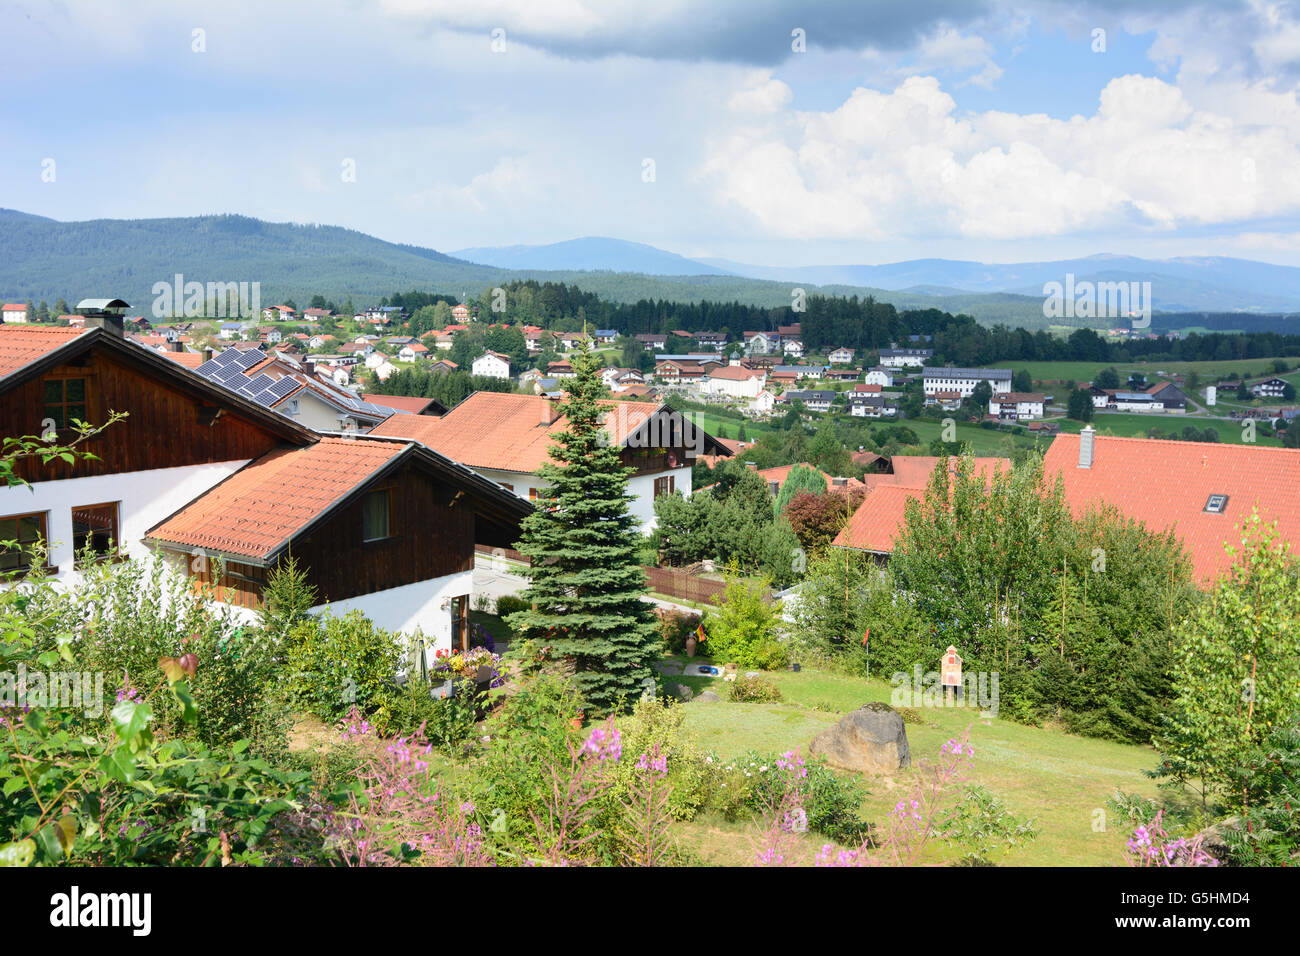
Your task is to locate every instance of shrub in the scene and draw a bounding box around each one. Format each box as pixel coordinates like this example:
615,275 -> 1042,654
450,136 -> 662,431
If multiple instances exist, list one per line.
284,610 -> 403,721
610,697 -> 712,821
495,594 -> 530,619
703,574 -> 779,667
752,639 -> 790,671
381,677 -> 480,750
729,673 -> 782,703
709,750 -> 868,842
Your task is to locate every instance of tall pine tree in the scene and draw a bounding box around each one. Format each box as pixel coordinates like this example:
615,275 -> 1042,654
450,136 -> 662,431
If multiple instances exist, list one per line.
504,341 -> 658,715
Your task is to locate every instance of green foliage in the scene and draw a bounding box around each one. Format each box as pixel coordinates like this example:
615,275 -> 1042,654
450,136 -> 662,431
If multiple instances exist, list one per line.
1156,515 -> 1300,810
258,553 -> 317,640
773,463 -> 827,514
1221,717 -> 1300,866
711,751 -> 868,841
943,785 -> 1039,865
702,575 -> 780,668
504,343 -> 660,716
655,609 -> 701,655
494,594 -> 530,618
284,610 -> 403,722
728,673 -> 783,703
1067,387 -> 1094,421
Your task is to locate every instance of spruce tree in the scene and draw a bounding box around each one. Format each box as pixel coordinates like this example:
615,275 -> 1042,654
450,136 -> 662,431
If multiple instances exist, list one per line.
504,341 -> 659,715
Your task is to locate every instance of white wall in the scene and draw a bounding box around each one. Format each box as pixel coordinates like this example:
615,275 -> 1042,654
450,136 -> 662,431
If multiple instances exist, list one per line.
471,464 -> 691,533
0,461 -> 250,576
311,570 -> 473,654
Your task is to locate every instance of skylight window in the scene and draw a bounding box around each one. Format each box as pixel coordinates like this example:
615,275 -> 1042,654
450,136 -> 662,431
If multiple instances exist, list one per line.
1204,494 -> 1229,514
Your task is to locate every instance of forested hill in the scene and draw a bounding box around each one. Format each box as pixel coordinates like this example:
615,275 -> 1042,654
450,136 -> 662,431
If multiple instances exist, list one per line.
0,208 -> 1050,326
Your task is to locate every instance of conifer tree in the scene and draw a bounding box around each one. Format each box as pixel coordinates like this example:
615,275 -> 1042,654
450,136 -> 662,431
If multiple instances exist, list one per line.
505,341 -> 658,714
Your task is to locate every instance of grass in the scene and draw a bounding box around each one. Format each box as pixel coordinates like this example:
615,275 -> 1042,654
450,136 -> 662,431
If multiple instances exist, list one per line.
1056,413 -> 1282,445
894,417 -> 1052,457
660,659 -> 1184,866
1003,357 -> 1295,385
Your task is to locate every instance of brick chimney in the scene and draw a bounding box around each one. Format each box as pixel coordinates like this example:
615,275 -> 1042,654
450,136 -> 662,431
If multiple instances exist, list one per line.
539,398 -> 561,425
1078,425 -> 1095,469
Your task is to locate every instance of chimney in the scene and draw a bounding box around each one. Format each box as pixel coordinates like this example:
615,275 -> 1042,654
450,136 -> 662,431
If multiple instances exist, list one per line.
745,461 -> 758,470
539,398 -> 561,425
84,313 -> 124,337
75,298 -> 129,337
303,361 -> 315,378
202,346 -> 214,363
832,476 -> 847,488
1078,425 -> 1095,469
168,340 -> 183,352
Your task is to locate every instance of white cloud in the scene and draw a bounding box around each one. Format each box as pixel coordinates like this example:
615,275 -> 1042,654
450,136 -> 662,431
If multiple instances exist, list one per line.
702,70 -> 1300,240
728,73 -> 794,113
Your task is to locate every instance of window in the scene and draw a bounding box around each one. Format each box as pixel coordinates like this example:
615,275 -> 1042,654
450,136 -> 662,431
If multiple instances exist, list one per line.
1204,494 -> 1230,514
653,476 -> 675,498
362,489 -> 391,541
500,483 -> 514,492
528,487 -> 539,502
72,502 -> 119,565
451,594 -> 469,651
43,377 -> 87,431
0,512 -> 48,573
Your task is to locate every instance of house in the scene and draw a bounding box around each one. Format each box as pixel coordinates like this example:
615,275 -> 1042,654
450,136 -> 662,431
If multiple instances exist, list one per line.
692,331 -> 728,351
925,390 -> 964,412
399,343 -> 431,363
1112,391 -> 1163,413
1041,428 -> 1300,586
702,365 -> 766,400
302,307 -> 333,322
261,305 -> 296,322
450,304 -> 472,323
749,389 -> 776,415
654,360 -> 704,385
472,351 -> 511,380
864,367 -> 895,388
828,347 -> 855,365
371,393 -> 729,530
339,341 -> 374,357
743,331 -> 779,354
776,323 -> 801,338
2,304 -> 29,324
0,320 -> 527,652
556,331 -> 588,351
218,322 -> 243,340
848,393 -> 897,418
635,333 -> 668,351
922,367 -> 1013,397
1089,385 -> 1114,409
853,383 -> 883,394
429,359 -> 459,375
593,329 -> 618,346
1251,378 -> 1290,399
548,361 -> 576,380
782,339 -> 804,358
522,326 -> 548,351
1147,381 -> 1188,411
777,389 -> 834,413
308,334 -> 336,349
879,348 -> 932,368
773,364 -> 826,381
359,393 -> 445,417
988,392 -> 1046,421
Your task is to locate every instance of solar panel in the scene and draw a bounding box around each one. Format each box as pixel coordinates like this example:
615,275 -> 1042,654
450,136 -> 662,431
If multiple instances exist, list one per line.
195,360 -> 224,378
234,350 -> 265,370
263,377 -> 301,402
215,364 -> 248,384
243,373 -> 275,393
213,348 -> 241,366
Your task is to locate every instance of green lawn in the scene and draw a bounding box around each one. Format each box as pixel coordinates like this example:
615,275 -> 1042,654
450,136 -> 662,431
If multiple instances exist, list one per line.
1004,357 -> 1295,385
894,417 -> 1051,457
662,663 -> 1185,866
1057,413 -> 1282,445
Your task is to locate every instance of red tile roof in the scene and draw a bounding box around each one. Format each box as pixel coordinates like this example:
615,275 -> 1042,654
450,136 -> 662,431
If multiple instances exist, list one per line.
1043,432 -> 1300,586
147,437 -> 406,560
361,393 -> 435,415
161,350 -> 205,369
370,393 -> 665,474
0,326 -> 90,378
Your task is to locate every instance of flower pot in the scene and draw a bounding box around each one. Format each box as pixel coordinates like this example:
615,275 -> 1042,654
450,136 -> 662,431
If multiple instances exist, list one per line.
685,636 -> 697,658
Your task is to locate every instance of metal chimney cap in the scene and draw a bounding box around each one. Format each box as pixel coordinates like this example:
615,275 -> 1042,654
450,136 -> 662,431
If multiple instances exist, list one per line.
75,298 -> 130,313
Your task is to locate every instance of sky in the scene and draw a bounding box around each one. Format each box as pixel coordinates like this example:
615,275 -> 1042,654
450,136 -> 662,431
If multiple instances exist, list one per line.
3,0 -> 1300,267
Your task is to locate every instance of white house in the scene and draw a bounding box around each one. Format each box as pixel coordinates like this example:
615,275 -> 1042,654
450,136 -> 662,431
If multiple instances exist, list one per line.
398,344 -> 430,362
1112,391 -> 1164,413
748,389 -> 776,415
879,348 -> 932,368
2,304 -> 29,324
703,365 -> 765,400
922,367 -> 1012,397
782,339 -> 804,358
864,367 -> 895,388
988,392 -> 1046,421
828,347 -> 855,365
472,351 -> 512,380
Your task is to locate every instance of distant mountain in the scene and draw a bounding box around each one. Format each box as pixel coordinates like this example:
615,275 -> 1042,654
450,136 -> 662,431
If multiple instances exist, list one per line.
696,252 -> 1300,313
451,237 -> 734,276
3,209 -> 1294,330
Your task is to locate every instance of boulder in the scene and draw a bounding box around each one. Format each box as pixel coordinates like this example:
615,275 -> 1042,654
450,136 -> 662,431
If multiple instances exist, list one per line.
671,683 -> 695,702
809,702 -> 911,774
694,691 -> 721,703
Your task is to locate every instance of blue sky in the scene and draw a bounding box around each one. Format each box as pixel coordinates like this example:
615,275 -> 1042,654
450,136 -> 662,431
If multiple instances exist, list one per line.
3,0 -> 1300,266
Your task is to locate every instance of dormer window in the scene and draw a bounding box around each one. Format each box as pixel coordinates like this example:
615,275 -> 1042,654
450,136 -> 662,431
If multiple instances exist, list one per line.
44,377 -> 87,431
1204,494 -> 1229,514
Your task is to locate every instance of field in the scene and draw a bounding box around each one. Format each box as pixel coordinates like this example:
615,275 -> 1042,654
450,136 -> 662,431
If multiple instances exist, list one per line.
1003,356 -> 1295,384
1057,413 -> 1283,445
895,417 -> 1049,457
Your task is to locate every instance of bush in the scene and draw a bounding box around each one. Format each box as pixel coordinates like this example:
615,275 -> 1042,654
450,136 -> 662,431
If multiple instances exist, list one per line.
381,677 -> 480,750
729,673 -> 783,703
495,594 -> 530,619
284,610 -> 403,721
703,574 -> 780,667
710,750 -> 868,841
610,697 -> 713,821
752,639 -> 790,671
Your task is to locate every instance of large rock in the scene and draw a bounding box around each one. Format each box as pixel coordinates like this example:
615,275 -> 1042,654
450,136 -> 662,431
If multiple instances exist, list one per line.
809,702 -> 911,774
